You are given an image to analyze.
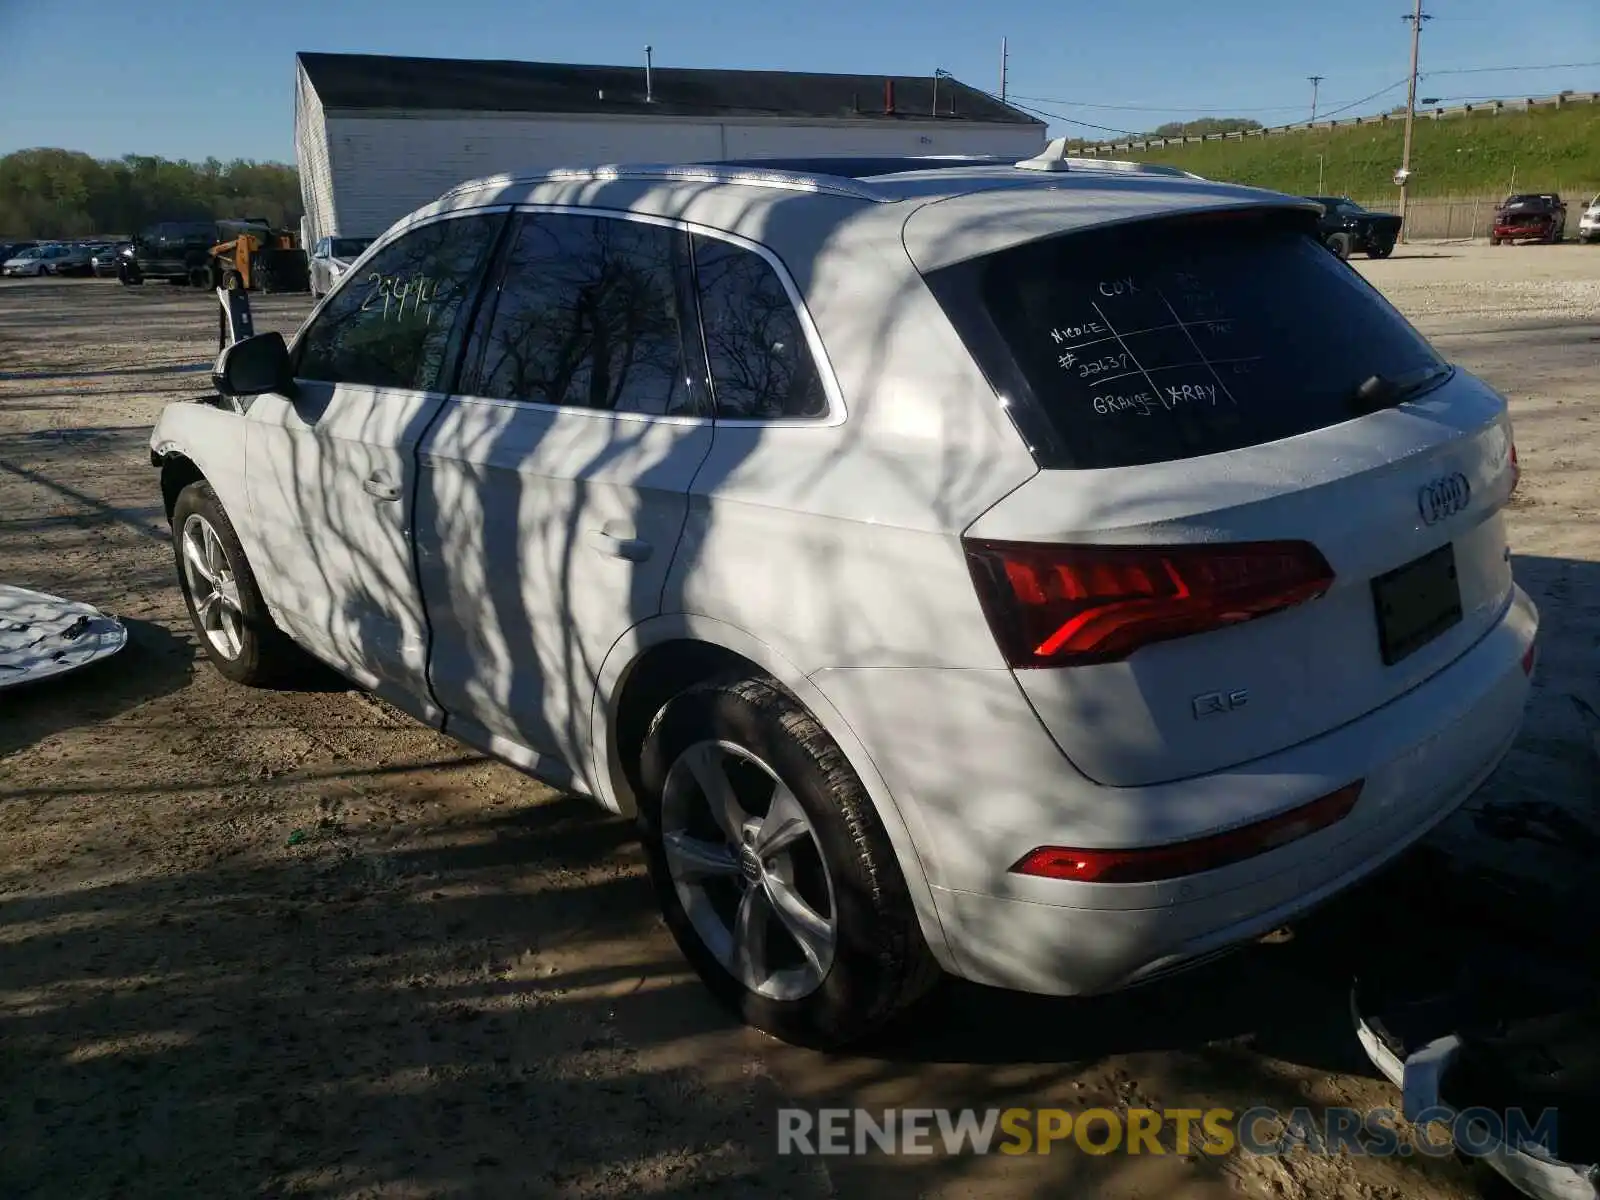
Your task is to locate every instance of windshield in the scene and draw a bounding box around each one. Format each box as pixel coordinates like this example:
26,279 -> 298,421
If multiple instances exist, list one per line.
330,238 -> 373,259
11,247 -> 41,259
924,212 -> 1445,470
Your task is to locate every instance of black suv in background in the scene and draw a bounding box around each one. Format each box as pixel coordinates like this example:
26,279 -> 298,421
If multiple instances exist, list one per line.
1306,196 -> 1404,260
121,220 -> 220,285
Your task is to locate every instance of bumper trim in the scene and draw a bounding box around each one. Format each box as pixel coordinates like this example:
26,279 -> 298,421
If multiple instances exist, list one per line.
1353,994 -> 1599,1200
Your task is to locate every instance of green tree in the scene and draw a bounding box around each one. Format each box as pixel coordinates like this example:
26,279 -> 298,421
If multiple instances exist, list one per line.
0,149 -> 302,238
1150,117 -> 1265,138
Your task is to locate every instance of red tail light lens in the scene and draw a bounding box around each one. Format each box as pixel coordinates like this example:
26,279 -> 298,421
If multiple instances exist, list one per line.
963,538 -> 1335,667
1010,782 -> 1363,883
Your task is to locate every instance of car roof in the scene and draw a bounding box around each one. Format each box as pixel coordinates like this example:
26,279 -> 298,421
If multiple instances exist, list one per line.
428,148 -> 1316,272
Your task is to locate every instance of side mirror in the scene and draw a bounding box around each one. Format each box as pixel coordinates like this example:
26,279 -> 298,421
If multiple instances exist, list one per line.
214,331 -> 293,397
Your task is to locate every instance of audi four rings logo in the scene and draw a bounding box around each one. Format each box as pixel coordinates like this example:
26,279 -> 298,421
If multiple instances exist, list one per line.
1418,473 -> 1472,525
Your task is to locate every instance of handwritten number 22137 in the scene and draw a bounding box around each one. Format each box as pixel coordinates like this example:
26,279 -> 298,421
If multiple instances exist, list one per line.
1079,352 -> 1128,380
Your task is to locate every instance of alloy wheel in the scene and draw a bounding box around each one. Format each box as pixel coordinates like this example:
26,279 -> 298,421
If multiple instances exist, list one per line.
180,513 -> 245,660
659,740 -> 838,1001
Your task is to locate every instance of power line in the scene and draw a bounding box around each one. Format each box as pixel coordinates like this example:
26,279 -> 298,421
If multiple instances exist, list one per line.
1008,99 -> 1142,136
1426,60 -> 1600,75
1315,77 -> 1410,119
1005,59 -> 1598,118
1008,94 -> 1342,114
972,85 -> 1144,135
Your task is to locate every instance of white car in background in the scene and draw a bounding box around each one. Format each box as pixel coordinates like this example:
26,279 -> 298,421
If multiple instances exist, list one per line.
148,144 -> 1537,1049
3,242 -> 93,276
308,235 -> 375,297
1580,193 -> 1600,244
3,244 -> 65,276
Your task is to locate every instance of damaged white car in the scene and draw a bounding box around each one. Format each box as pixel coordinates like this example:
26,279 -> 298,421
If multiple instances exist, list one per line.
151,149 -> 1539,1051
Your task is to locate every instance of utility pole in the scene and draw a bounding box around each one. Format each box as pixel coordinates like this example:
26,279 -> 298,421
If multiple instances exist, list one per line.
1398,0 -> 1431,240
1308,75 -> 1324,123
999,37 -> 1009,102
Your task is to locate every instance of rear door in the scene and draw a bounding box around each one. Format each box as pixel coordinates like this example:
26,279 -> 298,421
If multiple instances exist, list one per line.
244,209 -> 507,717
924,209 -> 1519,787
416,210 -> 714,776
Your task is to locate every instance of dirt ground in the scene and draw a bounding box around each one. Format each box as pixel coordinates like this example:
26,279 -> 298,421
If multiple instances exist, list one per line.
1,244 -> 1597,1200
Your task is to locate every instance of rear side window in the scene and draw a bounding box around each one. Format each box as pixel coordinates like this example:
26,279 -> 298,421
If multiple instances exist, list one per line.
927,215 -> 1444,469
460,213 -> 705,416
296,213 -> 501,391
691,235 -> 829,420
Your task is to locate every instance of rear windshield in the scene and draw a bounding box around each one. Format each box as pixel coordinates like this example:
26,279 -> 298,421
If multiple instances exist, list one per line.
926,213 -> 1444,469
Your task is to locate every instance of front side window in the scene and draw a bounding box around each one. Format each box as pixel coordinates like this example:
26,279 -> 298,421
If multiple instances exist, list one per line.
690,235 -> 829,420
460,213 -> 704,417
295,213 -> 502,392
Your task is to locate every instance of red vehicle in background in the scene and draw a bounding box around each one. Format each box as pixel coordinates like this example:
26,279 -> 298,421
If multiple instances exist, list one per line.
1490,193 -> 1567,244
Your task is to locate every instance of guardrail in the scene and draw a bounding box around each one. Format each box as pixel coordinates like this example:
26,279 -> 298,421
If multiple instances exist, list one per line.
1076,91 -> 1600,156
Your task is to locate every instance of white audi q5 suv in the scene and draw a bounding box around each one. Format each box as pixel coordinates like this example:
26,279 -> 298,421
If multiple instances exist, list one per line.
150,142 -> 1537,1048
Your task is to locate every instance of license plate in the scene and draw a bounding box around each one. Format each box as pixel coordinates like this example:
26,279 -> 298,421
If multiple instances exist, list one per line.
1372,543 -> 1463,666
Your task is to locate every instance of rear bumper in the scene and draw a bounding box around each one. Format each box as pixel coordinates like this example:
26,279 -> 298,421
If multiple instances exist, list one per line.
871,586 -> 1536,995
1354,1008 -> 1598,1200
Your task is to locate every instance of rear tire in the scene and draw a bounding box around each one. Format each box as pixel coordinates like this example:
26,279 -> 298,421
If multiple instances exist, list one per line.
637,676 -> 939,1049
1366,243 -> 1394,259
171,480 -> 309,687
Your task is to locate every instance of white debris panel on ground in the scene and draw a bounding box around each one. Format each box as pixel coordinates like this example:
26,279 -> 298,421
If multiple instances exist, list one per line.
0,584 -> 127,689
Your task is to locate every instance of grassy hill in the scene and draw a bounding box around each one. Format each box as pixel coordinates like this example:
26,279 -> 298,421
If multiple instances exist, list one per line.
1110,103 -> 1600,201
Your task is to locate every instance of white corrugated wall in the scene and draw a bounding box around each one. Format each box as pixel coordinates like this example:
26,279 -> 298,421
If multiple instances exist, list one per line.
307,108 -> 1046,239
293,63 -> 338,246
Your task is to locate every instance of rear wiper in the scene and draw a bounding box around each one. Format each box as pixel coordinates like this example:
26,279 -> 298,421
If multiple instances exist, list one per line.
1350,365 -> 1453,415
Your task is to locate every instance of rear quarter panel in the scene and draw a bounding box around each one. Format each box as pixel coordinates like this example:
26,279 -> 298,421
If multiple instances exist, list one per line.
664,216 -> 1039,675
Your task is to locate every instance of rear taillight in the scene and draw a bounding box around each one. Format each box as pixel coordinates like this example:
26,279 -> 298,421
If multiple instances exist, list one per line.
1010,782 -> 1363,883
963,538 -> 1335,668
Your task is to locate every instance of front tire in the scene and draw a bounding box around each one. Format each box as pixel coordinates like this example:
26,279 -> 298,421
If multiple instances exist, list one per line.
637,676 -> 939,1049
171,480 -> 306,686
1326,232 -> 1353,260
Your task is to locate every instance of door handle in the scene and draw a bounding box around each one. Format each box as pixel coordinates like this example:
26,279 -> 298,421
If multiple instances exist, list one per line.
585,529 -> 653,562
362,473 -> 401,502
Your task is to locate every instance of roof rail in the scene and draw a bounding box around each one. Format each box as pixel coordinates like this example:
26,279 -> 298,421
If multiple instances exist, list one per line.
439,163 -> 899,204
696,155 -> 1017,179
1016,137 -> 1204,179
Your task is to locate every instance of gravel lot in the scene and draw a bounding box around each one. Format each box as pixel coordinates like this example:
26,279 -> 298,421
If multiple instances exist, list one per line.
1,244 -> 1597,1200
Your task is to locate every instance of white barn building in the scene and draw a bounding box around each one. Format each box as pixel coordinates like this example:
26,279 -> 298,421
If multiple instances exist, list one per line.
293,52 -> 1046,243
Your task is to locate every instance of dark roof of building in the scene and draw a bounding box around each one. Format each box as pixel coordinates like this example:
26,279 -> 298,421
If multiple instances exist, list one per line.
296,52 -> 1041,126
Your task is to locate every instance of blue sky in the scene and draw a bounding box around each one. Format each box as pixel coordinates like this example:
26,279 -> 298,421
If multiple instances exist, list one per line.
1,0 -> 1595,161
